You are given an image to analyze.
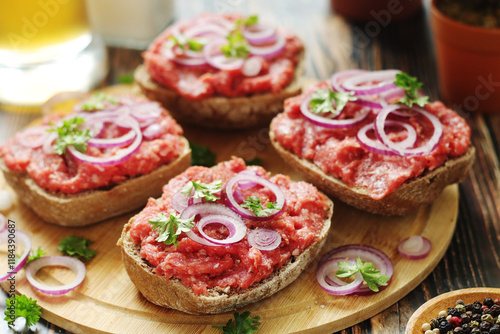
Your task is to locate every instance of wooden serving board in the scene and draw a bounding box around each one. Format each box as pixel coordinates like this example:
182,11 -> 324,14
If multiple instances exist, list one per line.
0,85 -> 460,333
405,288 -> 500,334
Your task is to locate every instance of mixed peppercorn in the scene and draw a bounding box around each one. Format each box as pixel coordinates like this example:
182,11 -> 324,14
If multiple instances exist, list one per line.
421,297 -> 500,334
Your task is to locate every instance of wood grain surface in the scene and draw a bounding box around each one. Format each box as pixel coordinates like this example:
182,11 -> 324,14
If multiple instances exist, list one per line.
0,1 -> 499,333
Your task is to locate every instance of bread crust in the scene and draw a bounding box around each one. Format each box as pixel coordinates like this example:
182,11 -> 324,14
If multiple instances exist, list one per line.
0,137 -> 191,226
117,193 -> 333,315
270,130 -> 475,216
134,54 -> 305,129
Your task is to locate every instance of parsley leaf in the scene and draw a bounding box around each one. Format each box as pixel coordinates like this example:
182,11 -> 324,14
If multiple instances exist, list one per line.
309,88 -> 356,116
393,72 -> 430,107
235,15 -> 258,27
58,235 -> 97,262
189,141 -> 216,167
117,73 -> 134,84
4,294 -> 41,328
221,29 -> 250,58
148,212 -> 195,246
213,311 -> 261,334
47,116 -> 92,155
26,247 -> 46,265
244,157 -> 262,166
241,196 -> 282,217
181,180 -> 222,202
335,257 -> 390,292
168,34 -> 205,52
80,92 -> 119,111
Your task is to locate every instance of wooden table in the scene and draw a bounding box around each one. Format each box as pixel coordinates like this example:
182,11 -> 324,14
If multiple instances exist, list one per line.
1,1 -> 499,333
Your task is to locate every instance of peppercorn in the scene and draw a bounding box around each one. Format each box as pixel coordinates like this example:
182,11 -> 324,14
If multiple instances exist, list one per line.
494,299 -> 500,306
431,319 -> 440,329
470,328 -> 481,334
470,321 -> 480,328
437,316 -> 448,323
454,328 -> 465,334
482,314 -> 494,324
457,300 -> 465,305
450,308 -> 463,317
473,302 -> 484,314
461,323 -> 471,333
462,313 -> 472,324
484,298 -> 494,308
490,305 -> 500,317
450,316 -> 463,328
490,324 -> 500,334
440,320 -> 453,333
423,323 -> 432,332
456,305 -> 467,314
483,308 -> 492,316
466,304 -> 474,312
473,314 -> 483,322
479,321 -> 492,331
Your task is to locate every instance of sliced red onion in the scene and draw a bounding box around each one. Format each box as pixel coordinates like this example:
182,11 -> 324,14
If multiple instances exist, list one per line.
142,123 -> 162,140
247,228 -> 281,251
87,128 -> 136,149
398,235 -> 432,260
203,38 -> 244,70
375,104 -> 443,157
129,102 -> 163,121
225,174 -> 285,221
242,23 -> 277,45
242,57 -> 263,77
341,69 -> 400,96
184,24 -> 228,38
316,257 -> 364,295
25,256 -> 86,295
42,132 -> 58,155
319,244 -> 393,295
330,69 -> 368,92
300,95 -> 370,128
0,230 -> 32,283
162,44 -> 207,67
249,33 -> 285,59
197,214 -> 247,245
171,189 -> 190,213
18,126 -> 50,149
357,120 -> 418,156
235,170 -> 260,190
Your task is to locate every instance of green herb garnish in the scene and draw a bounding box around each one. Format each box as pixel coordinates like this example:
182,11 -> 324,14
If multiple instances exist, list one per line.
335,257 -> 390,292
213,311 -> 261,334
309,88 -> 356,116
244,157 -> 262,166
168,34 -> 205,52
189,141 -> 216,167
26,247 -> 46,265
241,196 -> 281,218
47,116 -> 92,155
80,92 -> 119,111
4,294 -> 42,328
148,212 -> 195,246
181,180 -> 222,202
221,29 -> 250,58
235,15 -> 258,27
58,235 -> 97,262
393,72 -> 429,107
117,73 -> 134,84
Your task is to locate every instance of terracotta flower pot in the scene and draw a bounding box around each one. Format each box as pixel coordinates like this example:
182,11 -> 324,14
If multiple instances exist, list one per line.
430,0 -> 500,114
331,0 -> 423,23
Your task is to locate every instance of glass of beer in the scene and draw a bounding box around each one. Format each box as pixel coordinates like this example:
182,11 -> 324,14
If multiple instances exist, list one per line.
0,0 -> 108,110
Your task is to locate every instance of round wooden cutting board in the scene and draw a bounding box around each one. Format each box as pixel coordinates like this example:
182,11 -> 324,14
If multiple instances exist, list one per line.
0,85 -> 461,333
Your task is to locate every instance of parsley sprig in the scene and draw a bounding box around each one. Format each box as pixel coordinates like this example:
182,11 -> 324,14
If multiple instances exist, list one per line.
4,294 -> 41,328
335,257 -> 390,292
168,34 -> 205,52
241,196 -> 282,218
47,116 -> 92,155
148,212 -> 195,246
213,311 -> 261,334
26,247 -> 46,265
189,141 -> 216,167
58,235 -> 97,262
80,92 -> 119,111
181,180 -> 222,202
235,15 -> 258,27
309,88 -> 356,116
221,29 -> 250,58
393,72 -> 429,107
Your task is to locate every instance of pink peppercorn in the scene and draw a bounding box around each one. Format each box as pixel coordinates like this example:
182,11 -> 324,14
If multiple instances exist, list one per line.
449,316 -> 462,328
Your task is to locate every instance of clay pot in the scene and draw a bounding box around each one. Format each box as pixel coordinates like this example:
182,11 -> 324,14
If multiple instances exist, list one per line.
430,0 -> 500,113
331,0 -> 423,23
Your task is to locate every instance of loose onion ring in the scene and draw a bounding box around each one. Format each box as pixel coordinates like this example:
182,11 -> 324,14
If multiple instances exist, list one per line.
357,120 -> 418,156
197,214 -> 247,245
247,228 -> 282,251
316,257 -> 364,295
398,235 -> 432,259
25,256 -> 86,295
0,230 -> 32,283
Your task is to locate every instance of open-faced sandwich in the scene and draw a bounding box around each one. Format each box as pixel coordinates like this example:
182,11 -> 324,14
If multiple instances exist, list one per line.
118,158 -> 333,314
0,93 -> 191,226
270,69 -> 475,216
135,13 -> 304,129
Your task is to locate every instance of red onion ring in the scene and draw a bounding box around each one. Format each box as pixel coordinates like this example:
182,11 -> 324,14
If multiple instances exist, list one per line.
162,44 -> 207,67
330,69 -> 368,92
25,256 -> 86,295
18,126 -> 50,149
375,105 -> 443,157
247,228 -> 281,251
357,120 -> 418,156
235,170 -> 260,189
319,244 -> 393,295
242,23 -> 277,45
142,123 -> 162,140
128,102 -> 163,121
300,95 -> 371,128
184,24 -> 228,38
398,235 -> 432,260
242,56 -> 263,77
197,214 -> 247,245
316,257 -> 364,295
341,69 -> 400,96
0,230 -> 32,283
249,33 -> 286,59
87,123 -> 136,149
225,174 -> 285,221
203,38 -> 244,70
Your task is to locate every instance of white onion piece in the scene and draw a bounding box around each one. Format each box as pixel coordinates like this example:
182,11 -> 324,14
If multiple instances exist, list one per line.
249,33 -> 286,59
375,104 -> 443,157
0,191 -> 14,212
25,256 -> 86,295
225,174 -> 285,221
300,95 -> 370,128
18,126 -> 50,149
342,69 -> 400,96
242,23 -> 277,45
197,214 -> 247,245
398,236 -> 432,260
247,228 -> 281,251
203,38 -> 244,70
357,120 -> 418,156
316,257 -> 364,295
242,57 -> 263,77
0,230 -> 32,283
